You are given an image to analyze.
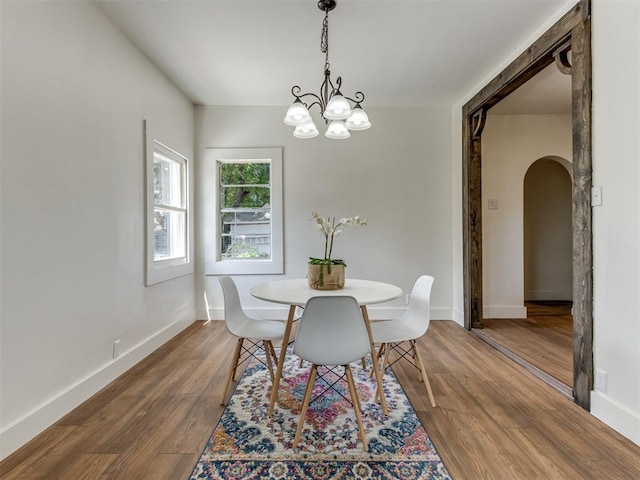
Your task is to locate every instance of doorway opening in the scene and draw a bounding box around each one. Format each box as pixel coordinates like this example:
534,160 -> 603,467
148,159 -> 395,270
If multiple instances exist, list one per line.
462,0 -> 592,408
476,156 -> 574,394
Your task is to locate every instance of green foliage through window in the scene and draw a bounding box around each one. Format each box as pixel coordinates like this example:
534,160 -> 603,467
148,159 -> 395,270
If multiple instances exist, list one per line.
220,163 -> 270,208
219,161 -> 272,260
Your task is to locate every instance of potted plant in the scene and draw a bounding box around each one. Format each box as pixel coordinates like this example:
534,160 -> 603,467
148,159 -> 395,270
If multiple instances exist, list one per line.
308,211 -> 367,290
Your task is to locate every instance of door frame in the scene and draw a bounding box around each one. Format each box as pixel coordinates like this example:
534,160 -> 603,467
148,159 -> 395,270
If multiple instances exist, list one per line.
461,0 -> 593,409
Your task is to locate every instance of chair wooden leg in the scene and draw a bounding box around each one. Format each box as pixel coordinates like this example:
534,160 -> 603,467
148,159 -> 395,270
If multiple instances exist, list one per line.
361,306 -> 388,415
230,338 -> 244,382
267,341 -> 279,368
412,340 -> 436,407
411,342 -> 422,382
263,340 -> 275,382
375,344 -> 390,403
293,365 -> 317,449
345,364 -> 368,451
370,343 -> 385,378
268,305 -> 297,417
220,337 -> 243,406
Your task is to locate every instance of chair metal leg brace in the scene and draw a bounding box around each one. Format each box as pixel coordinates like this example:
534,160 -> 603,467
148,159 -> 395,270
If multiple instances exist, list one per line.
220,338 -> 278,406
373,340 -> 436,407
306,366 -> 355,406
293,364 -> 368,451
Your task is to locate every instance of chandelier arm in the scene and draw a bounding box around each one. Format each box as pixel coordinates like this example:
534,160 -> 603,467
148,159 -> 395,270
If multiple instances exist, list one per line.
305,100 -> 325,114
291,85 -> 304,99
295,93 -> 324,111
320,69 -> 334,111
343,92 -> 365,105
331,76 -> 343,97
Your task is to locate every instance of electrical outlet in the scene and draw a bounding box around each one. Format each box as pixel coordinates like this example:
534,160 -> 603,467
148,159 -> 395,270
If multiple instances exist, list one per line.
113,339 -> 121,359
488,198 -> 499,210
595,368 -> 607,392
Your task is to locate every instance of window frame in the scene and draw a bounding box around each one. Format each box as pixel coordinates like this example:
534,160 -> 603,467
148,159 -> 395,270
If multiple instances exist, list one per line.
145,124 -> 192,285
204,147 -> 284,275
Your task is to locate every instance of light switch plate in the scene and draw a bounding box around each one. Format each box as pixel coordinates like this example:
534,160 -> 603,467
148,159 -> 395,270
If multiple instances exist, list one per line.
591,186 -> 603,206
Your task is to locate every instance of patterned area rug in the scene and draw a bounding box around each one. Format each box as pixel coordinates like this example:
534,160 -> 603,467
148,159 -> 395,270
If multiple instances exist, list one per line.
190,352 -> 451,479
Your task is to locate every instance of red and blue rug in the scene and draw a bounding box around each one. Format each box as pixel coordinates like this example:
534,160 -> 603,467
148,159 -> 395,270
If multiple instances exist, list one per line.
189,352 -> 451,479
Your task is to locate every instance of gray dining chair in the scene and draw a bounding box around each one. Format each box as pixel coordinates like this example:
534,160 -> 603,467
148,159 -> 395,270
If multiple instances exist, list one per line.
218,276 -> 285,406
370,275 -> 437,407
291,295 -> 371,451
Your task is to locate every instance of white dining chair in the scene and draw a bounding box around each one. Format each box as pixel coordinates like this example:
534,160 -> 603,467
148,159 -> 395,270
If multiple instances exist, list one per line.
292,295 -> 371,451
370,275 -> 437,407
218,276 -> 286,406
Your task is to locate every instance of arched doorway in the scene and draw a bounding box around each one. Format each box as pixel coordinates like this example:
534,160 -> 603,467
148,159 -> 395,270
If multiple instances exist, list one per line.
524,157 -> 573,303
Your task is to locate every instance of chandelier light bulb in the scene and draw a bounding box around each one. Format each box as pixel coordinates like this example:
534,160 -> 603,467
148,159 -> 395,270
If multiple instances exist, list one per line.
284,100 -> 312,126
325,120 -> 350,139
324,94 -> 352,120
345,105 -> 371,131
293,120 -> 319,139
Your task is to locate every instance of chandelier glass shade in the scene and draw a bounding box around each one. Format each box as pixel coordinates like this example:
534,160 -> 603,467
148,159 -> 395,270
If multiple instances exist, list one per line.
325,120 -> 350,139
293,121 -> 320,139
283,0 -> 371,139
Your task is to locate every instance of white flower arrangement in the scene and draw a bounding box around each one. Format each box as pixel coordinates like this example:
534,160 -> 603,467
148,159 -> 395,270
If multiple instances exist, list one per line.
309,211 -> 367,266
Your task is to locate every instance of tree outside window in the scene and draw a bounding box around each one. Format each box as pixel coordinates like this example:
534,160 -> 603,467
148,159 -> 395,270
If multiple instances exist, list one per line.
219,161 -> 271,260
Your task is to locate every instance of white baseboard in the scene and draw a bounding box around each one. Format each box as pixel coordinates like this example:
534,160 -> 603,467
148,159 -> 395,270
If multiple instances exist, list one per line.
452,307 -> 465,326
202,306 -> 454,322
429,307 -> 453,321
591,390 -> 640,447
483,305 -> 527,318
524,290 -> 572,301
0,318 -> 193,460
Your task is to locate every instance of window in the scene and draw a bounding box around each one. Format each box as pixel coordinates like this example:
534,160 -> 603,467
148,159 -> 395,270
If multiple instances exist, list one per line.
219,161 -> 271,260
153,144 -> 187,261
145,124 -> 192,285
204,148 -> 283,275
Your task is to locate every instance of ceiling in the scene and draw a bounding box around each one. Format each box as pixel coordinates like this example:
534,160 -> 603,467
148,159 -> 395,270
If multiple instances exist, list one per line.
95,0 -> 572,112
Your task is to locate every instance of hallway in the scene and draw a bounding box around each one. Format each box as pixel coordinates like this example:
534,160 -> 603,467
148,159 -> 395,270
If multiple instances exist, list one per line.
473,301 -> 573,391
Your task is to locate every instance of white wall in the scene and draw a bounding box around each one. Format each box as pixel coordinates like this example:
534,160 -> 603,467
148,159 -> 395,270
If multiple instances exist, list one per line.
0,1 -> 195,458
195,106 -> 454,322
482,114 -> 572,317
590,0 -> 640,446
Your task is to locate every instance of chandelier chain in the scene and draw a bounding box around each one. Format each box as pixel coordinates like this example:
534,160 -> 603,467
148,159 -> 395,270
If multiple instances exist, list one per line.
321,9 -> 330,69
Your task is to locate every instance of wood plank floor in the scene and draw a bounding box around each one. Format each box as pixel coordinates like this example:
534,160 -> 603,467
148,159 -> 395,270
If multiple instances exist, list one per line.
2,320 -> 639,479
476,301 -> 573,387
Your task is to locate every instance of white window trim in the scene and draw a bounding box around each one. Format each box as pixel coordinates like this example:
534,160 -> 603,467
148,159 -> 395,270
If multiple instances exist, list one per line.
204,147 -> 284,275
145,121 -> 193,285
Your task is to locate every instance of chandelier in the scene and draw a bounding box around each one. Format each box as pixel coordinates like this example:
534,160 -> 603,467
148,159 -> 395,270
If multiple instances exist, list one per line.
283,0 -> 371,139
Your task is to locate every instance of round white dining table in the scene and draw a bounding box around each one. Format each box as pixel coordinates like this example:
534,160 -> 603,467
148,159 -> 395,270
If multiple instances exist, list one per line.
250,278 -> 402,307
250,278 -> 402,416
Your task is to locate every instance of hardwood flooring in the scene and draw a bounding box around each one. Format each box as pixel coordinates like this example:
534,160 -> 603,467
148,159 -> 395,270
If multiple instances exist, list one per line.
2,320 -> 639,480
475,301 -> 573,388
